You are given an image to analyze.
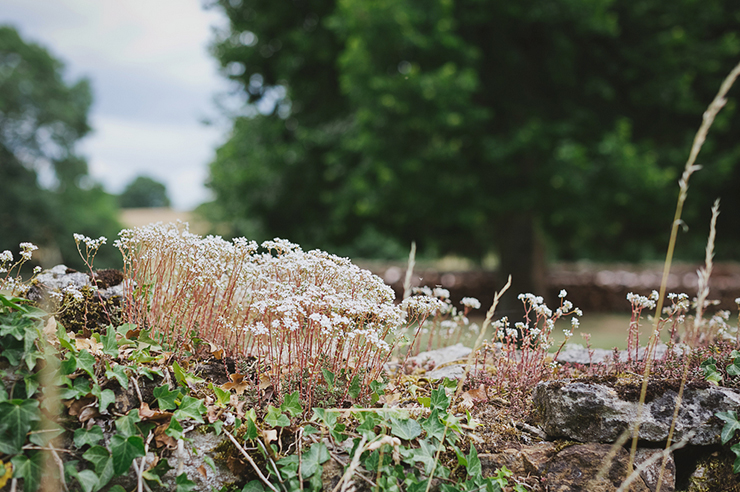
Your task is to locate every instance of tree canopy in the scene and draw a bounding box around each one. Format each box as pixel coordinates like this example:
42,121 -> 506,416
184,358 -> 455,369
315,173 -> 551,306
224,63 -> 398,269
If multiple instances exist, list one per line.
0,26 -> 121,269
119,175 -> 171,208
205,0 -> 740,298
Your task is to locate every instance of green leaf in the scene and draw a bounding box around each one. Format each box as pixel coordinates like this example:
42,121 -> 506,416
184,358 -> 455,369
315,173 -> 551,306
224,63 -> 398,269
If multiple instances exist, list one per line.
717,411 -> 740,444
74,426 -> 104,448
242,480 -> 266,492
728,357 -> 740,377
175,472 -> 197,492
105,362 -> 129,390
430,387 -> 450,411
348,375 -> 361,399
174,395 -> 206,423
92,386 -> 116,414
265,405 -> 290,427
421,409 -> 447,443
210,383 -> 230,408
322,368 -> 335,392
466,445 -> 482,477
391,417 -> 422,441
731,443 -> 740,474
153,384 -> 180,411
115,409 -> 142,438
60,353 -> 78,376
406,439 -> 438,475
11,451 -> 44,492
301,442 -> 330,478
101,325 -> 119,357
110,434 -> 146,475
245,416 -> 258,440
166,416 -> 184,440
0,399 -> 40,454
172,361 -> 204,388
59,376 -> 91,400
280,391 -> 302,417
74,469 -> 100,492
76,350 -> 97,380
276,454 -> 299,480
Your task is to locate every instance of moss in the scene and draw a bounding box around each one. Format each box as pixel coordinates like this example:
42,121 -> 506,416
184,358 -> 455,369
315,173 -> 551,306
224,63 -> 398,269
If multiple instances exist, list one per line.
682,449 -> 740,492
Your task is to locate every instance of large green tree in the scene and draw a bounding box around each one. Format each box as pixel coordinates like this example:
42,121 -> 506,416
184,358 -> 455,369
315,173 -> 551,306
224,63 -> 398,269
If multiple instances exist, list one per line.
206,0 -> 740,301
0,26 -> 121,269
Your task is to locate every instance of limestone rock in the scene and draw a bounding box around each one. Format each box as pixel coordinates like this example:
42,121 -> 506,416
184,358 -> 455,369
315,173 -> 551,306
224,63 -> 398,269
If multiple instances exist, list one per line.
533,379 -> 740,445
544,443 -> 649,492
634,448 -> 675,492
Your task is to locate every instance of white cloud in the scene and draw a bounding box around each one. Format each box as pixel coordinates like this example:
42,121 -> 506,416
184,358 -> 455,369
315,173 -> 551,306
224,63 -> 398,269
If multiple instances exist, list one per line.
81,115 -> 222,210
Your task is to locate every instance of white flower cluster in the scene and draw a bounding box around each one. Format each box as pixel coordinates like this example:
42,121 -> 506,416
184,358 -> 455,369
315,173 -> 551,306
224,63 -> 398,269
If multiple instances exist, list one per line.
74,234 -> 107,250
626,291 -> 659,310
117,223 -> 404,369
460,297 -> 481,310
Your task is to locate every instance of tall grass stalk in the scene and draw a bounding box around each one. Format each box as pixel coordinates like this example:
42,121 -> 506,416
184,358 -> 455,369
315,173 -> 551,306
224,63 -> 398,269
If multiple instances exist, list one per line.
627,59 -> 740,483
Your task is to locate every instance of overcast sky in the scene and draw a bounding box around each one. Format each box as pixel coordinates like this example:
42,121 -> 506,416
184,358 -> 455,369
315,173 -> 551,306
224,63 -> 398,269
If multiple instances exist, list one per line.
3,0 -> 233,210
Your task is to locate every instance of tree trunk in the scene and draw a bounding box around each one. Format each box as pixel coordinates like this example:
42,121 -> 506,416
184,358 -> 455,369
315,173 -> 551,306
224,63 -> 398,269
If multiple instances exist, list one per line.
495,213 -> 548,319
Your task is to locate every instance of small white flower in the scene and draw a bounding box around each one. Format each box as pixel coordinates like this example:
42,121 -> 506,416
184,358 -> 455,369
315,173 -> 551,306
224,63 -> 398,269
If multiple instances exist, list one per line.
563,329 -> 573,337
460,297 -> 481,310
0,250 -> 12,263
558,289 -> 567,298
571,318 -> 580,329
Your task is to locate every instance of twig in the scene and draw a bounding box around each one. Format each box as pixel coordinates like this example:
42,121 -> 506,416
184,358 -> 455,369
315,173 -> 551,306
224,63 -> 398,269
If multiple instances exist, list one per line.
48,443 -> 69,492
132,376 -> 144,406
223,428 -> 279,492
333,435 -> 368,492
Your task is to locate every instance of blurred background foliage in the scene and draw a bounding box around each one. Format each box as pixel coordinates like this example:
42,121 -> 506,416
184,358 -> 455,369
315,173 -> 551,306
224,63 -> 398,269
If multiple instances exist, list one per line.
0,26 -> 121,270
203,0 -> 740,299
2,2 -> 740,293
119,175 -> 171,209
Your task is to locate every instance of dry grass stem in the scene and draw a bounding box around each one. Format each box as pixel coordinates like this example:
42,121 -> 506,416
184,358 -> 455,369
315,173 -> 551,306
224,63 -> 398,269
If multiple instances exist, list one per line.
628,59 -> 740,477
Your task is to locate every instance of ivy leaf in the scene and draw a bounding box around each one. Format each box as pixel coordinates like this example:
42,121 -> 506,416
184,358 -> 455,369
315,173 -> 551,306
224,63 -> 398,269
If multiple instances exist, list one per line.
391,417 -> 422,441
280,391 -> 302,417
101,325 -> 119,358
110,434 -> 146,475
322,368 -> 335,392
175,472 -> 197,492
73,469 -> 100,492
59,376 -> 91,400
174,396 -> 206,423
245,416 -> 258,440
76,350 -> 97,380
300,442 -> 330,478
105,362 -> 129,390
74,426 -> 105,448
348,376 -> 361,400
466,445 -> 482,477
242,480 -> 266,492
421,409 -> 447,443
430,387 -> 450,412
209,383 -> 230,408
265,405 -> 290,427
0,399 -> 40,454
166,416 -> 184,440
91,385 -> 116,414
172,361 -> 204,389
115,409 -> 142,438
717,411 -> 740,444
11,451 -> 43,492
406,439 -> 437,475
153,384 -> 180,411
